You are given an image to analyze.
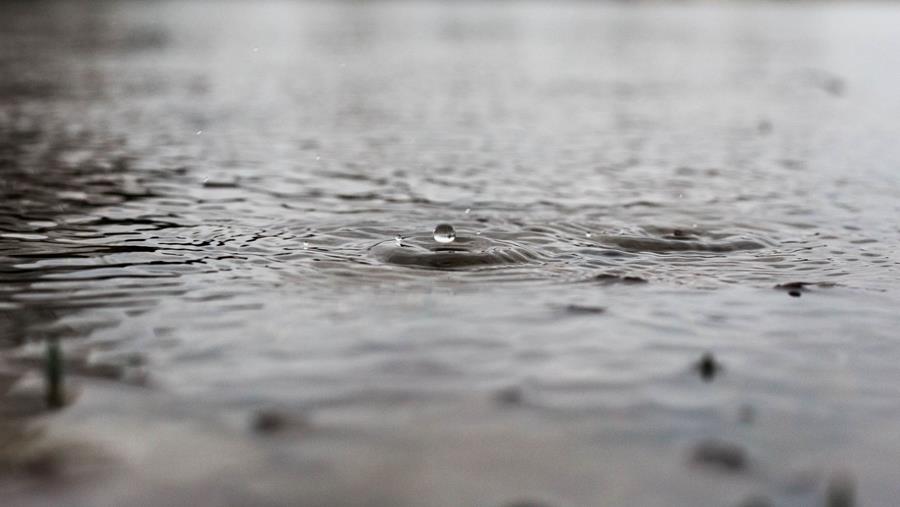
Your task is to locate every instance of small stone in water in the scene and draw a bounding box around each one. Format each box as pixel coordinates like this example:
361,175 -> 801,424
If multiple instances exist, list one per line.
695,352 -> 722,381
433,224 -> 456,244
494,386 -> 524,406
690,439 -> 748,473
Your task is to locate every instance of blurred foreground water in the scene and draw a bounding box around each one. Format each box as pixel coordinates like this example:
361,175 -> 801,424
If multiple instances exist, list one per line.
2,1 -> 900,505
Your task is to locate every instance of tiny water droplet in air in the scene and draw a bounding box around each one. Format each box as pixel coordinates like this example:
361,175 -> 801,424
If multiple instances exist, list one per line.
585,232 -> 592,238
196,130 -> 203,135
465,208 -> 471,214
433,224 -> 456,244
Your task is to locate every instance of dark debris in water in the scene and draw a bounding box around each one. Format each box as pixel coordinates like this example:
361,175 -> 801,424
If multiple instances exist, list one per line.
592,273 -> 648,285
690,439 -> 748,473
774,281 -> 836,297
694,352 -> 722,382
493,386 -> 525,407
561,304 -> 606,316
44,340 -> 65,410
251,408 -> 311,435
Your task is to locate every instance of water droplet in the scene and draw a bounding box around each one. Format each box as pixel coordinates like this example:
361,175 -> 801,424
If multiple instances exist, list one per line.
465,208 -> 471,214
433,224 -> 456,244
585,232 -> 592,238
303,242 -> 310,249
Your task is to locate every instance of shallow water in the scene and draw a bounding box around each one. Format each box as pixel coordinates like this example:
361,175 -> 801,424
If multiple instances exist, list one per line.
2,1 -> 900,505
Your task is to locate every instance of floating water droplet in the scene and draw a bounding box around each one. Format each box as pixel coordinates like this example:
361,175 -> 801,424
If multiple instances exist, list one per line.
433,224 -> 456,244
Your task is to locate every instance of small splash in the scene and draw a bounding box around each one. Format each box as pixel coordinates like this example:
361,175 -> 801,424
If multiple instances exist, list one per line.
433,224 -> 456,244
394,234 -> 403,246
303,241 -> 310,249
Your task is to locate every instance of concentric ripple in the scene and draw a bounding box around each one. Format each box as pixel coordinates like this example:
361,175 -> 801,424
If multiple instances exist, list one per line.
369,232 -> 541,269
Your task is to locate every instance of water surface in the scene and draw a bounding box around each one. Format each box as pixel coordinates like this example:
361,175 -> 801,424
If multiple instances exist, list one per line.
2,1 -> 900,505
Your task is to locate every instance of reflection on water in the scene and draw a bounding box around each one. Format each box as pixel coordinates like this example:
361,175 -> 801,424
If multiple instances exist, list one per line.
2,0 -> 900,505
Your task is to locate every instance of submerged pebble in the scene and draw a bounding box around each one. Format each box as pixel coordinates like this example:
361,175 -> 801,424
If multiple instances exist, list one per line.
774,281 -> 837,297
251,409 -> 310,435
694,352 -> 722,382
690,439 -> 748,473
494,386 -> 525,406
592,273 -> 648,285
562,304 -> 606,315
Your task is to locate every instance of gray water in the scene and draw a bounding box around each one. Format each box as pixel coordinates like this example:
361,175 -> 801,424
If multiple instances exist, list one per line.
2,1 -> 900,506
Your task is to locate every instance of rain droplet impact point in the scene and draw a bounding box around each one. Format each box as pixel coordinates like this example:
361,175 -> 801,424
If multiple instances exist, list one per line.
433,224 -> 456,244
